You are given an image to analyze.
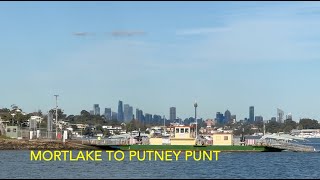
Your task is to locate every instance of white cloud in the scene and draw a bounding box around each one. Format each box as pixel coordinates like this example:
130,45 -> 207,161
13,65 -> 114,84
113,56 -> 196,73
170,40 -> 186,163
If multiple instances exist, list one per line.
179,16 -> 320,63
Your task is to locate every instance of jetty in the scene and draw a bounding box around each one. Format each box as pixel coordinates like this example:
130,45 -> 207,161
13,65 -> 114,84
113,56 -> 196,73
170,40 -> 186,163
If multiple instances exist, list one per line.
259,134 -> 316,152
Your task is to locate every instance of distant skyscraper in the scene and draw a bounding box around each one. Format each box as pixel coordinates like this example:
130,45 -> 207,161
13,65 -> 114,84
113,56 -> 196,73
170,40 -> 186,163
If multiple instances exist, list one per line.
136,108 -> 140,120
170,107 -> 176,121
123,104 -> 133,122
153,115 -> 162,125
231,115 -> 236,122
136,108 -> 144,122
249,106 -> 254,123
117,100 -> 124,121
255,116 -> 263,122
89,110 -> 94,115
277,108 -> 284,123
93,104 -> 100,115
271,117 -> 276,121
224,110 -> 231,123
104,108 -> 111,120
286,113 -> 292,121
145,113 -> 152,124
111,112 -> 118,120
124,104 -> 130,122
215,112 -> 224,124
129,106 -> 133,121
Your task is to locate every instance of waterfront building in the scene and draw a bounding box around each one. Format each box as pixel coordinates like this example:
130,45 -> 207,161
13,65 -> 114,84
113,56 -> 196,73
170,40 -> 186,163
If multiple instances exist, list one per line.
170,107 -> 176,121
249,106 -> 254,123
104,108 -> 111,120
89,110 -> 94,115
93,104 -> 100,115
271,117 -> 276,122
117,101 -> 124,121
212,133 -> 233,146
286,113 -> 292,121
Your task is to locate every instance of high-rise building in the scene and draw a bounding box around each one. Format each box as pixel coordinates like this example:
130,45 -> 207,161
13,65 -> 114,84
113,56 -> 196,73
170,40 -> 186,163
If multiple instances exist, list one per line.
93,104 -> 100,116
104,108 -> 111,120
231,115 -> 236,122
117,100 -> 124,121
124,104 -> 130,122
89,110 -> 94,115
277,108 -> 284,123
271,117 -> 276,121
129,106 -> 133,120
122,104 -> 133,122
111,112 -> 118,120
170,107 -> 176,121
145,113 -> 152,124
215,112 -> 224,124
136,108 -> 140,120
136,108 -> 144,122
153,114 -> 162,125
255,116 -> 263,122
224,110 -> 231,123
286,113 -> 292,121
249,106 -> 254,123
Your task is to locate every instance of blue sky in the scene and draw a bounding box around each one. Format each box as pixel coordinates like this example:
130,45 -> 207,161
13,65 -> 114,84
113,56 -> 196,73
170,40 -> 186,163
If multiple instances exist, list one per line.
1,2 -> 320,121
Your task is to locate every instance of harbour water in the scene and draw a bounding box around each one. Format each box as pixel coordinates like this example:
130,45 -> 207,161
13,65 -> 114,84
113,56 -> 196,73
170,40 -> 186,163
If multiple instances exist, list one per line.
1,140 -> 320,179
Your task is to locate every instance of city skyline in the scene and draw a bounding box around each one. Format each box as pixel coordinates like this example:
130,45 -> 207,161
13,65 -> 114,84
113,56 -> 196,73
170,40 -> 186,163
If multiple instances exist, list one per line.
2,2 -> 320,120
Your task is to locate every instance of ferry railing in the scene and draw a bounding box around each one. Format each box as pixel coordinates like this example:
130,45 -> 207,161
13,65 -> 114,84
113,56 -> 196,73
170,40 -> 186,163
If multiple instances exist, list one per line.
82,138 -> 150,145
256,139 -> 315,152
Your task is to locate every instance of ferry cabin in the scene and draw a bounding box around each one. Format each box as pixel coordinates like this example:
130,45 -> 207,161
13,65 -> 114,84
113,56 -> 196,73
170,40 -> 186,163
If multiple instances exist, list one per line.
149,125 -> 233,146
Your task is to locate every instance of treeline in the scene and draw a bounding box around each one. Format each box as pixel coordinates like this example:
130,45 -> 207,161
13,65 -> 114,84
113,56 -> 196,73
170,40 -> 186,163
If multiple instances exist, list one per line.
232,118 -> 320,136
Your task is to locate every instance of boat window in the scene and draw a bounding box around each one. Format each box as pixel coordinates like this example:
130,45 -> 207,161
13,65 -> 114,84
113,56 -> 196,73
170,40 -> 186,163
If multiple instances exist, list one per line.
185,128 -> 189,133
13,128 -> 16,132
7,128 -> 11,132
176,128 -> 179,133
224,136 -> 228,140
181,128 -> 184,133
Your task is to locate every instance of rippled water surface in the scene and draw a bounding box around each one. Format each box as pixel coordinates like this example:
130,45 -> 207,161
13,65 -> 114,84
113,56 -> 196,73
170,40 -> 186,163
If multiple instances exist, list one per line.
1,140 -> 320,179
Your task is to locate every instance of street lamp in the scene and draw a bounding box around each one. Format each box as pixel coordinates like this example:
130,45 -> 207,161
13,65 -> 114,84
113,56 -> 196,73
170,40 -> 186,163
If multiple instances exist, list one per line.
194,101 -> 198,140
11,113 -> 16,126
54,95 -> 59,139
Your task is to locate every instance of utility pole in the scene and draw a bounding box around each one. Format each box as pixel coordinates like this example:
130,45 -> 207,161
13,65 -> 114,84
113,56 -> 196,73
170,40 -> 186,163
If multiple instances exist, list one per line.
54,95 -> 59,139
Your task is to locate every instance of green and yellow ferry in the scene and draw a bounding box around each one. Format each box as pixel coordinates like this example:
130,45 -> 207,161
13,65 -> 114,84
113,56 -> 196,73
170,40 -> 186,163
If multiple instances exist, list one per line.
86,125 -> 283,152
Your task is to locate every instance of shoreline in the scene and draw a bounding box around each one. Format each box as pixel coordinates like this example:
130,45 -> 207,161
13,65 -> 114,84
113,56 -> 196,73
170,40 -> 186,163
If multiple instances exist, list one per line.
0,139 -> 97,150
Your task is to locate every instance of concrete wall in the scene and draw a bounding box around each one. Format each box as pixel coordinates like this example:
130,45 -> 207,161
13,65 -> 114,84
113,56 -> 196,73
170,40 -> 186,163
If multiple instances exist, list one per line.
212,134 -> 233,145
